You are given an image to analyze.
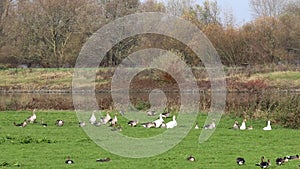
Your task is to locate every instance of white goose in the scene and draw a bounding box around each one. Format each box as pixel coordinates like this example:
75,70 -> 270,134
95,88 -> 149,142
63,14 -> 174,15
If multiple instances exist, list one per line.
110,115 -> 118,126
101,113 -> 112,125
263,120 -> 272,131
89,111 -> 97,124
153,114 -> 164,128
166,115 -> 177,129
28,109 -> 37,123
239,119 -> 246,130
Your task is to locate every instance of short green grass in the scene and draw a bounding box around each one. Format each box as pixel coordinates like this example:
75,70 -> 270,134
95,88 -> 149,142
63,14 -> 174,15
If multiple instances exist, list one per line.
0,110 -> 299,169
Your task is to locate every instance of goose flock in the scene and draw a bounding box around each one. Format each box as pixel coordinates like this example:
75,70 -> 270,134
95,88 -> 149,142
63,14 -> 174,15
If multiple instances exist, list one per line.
12,109 -> 299,168
235,155 -> 300,168
230,118 -> 271,131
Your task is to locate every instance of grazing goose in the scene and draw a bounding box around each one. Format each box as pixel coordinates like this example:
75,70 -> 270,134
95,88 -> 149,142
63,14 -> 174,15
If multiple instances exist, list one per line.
162,111 -> 171,118
195,123 -> 199,129
147,110 -> 156,116
109,115 -> 118,126
240,119 -> 246,130
286,154 -> 299,160
65,156 -> 74,164
55,120 -> 64,127
128,120 -> 139,127
256,156 -> 270,168
27,109 -> 37,123
204,119 -> 216,129
96,157 -> 110,162
275,157 -> 285,165
248,125 -> 253,130
166,115 -> 177,129
13,120 -> 28,127
79,121 -> 86,127
41,118 -> 47,127
89,111 -> 97,125
232,121 -> 239,129
153,114 -> 164,128
263,120 -> 272,131
101,113 -> 112,125
187,155 -> 195,162
236,157 -> 245,165
141,122 -> 156,128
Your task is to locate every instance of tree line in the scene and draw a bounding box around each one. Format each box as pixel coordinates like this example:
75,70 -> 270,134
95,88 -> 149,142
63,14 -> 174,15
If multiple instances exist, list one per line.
0,0 -> 299,68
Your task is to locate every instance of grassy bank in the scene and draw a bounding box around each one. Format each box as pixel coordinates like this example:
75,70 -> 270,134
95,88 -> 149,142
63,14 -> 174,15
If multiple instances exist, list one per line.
0,68 -> 300,91
0,110 -> 299,168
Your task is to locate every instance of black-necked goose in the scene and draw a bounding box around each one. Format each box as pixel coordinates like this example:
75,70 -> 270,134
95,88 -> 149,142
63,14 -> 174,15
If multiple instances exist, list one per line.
275,157 -> 285,165
286,154 -> 299,160
101,113 -> 112,125
13,120 -> 28,127
162,111 -> 171,118
240,119 -> 246,130
89,111 -> 97,125
41,118 -> 47,127
141,122 -> 156,128
27,109 -> 37,123
263,120 -> 272,131
55,120 -> 64,127
79,121 -> 86,127
256,156 -> 270,168
65,156 -> 74,164
236,157 -> 245,165
204,119 -> 216,129
96,157 -> 110,162
109,114 -> 118,127
187,155 -> 195,162
128,120 -> 139,127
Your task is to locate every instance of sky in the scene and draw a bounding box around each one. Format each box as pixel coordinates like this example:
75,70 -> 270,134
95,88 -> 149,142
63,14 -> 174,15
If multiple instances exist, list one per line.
196,0 -> 253,25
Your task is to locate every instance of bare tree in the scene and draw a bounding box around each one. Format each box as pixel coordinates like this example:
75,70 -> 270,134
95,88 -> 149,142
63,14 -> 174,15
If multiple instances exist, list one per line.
140,0 -> 165,12
0,0 -> 11,47
250,0 -> 287,18
166,0 -> 195,17
196,0 -> 221,25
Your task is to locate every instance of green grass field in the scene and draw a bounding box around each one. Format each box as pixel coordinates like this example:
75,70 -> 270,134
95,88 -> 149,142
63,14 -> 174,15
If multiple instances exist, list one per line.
0,110 -> 299,169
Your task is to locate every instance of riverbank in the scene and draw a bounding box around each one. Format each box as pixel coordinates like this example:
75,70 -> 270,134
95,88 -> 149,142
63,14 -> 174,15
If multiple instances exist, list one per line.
0,67 -> 300,92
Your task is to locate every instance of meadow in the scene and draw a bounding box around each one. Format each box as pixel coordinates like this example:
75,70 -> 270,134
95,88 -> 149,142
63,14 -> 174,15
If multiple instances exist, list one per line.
0,110 -> 299,169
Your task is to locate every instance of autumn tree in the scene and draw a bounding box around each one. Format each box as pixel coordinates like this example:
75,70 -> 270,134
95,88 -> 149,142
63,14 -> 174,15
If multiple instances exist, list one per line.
4,0 -> 104,67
